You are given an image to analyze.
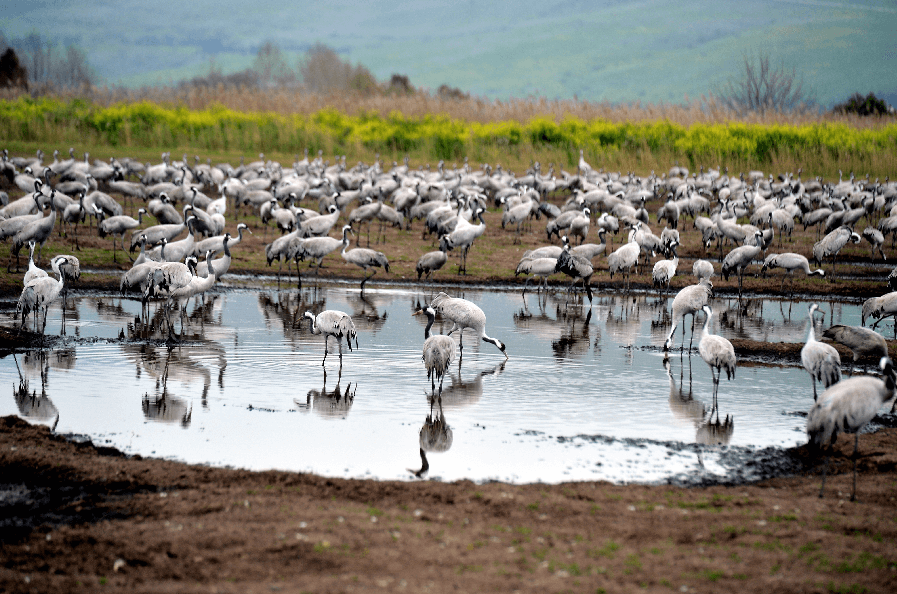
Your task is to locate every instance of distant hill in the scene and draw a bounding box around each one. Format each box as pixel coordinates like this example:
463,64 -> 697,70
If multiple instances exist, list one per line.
1,0 -> 895,108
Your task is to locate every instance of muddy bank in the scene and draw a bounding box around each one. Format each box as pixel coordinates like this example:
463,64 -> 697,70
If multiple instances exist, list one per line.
2,416 -> 896,593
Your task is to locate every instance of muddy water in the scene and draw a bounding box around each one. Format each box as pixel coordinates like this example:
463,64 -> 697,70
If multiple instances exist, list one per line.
0,285 -> 872,484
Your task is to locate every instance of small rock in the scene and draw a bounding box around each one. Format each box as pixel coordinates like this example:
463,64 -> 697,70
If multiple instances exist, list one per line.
113,559 -> 126,573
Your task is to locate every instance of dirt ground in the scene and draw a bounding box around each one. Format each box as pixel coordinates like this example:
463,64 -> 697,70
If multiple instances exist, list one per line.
1,415 -> 895,594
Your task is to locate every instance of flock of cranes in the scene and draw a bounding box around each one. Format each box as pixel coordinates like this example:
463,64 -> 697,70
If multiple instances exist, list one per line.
2,147 -> 896,496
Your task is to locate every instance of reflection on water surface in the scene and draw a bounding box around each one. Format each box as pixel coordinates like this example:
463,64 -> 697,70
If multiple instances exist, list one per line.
0,285 -> 874,484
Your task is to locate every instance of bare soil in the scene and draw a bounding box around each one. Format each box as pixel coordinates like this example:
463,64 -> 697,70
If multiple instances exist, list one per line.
1,416 -> 896,594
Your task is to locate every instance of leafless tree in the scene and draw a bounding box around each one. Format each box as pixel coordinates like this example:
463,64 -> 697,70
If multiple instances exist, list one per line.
252,41 -> 297,88
299,43 -> 377,94
1,31 -> 96,88
715,53 -> 813,114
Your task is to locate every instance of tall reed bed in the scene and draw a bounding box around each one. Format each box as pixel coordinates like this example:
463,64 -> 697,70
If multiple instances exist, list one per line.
1,91 -> 895,177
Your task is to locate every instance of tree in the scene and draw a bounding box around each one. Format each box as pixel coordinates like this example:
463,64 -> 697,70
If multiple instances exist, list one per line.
299,43 -> 377,94
252,41 -> 296,87
0,48 -> 28,90
715,53 -> 812,114
1,31 -> 97,88
833,92 -> 894,117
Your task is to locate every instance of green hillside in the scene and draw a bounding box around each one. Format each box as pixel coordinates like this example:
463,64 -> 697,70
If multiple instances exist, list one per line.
1,0 -> 895,106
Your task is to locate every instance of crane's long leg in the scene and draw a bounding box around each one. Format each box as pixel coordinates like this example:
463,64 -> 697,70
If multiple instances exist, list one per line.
322,334 -> 330,366
819,451 -> 830,498
850,433 -> 860,502
338,339 -> 343,370
811,377 -> 818,401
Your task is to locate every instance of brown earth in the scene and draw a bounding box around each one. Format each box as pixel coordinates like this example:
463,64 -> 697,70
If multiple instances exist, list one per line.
1,416 -> 896,594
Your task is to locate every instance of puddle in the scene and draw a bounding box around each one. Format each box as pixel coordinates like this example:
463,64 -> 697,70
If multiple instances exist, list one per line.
0,284 -> 876,484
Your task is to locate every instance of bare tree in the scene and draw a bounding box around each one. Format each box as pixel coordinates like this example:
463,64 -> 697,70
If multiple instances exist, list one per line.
299,43 -> 377,94
252,41 -> 296,87
2,31 -> 96,88
715,53 -> 813,114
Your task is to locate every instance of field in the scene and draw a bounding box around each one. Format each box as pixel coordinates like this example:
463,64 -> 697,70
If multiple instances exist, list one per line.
1,105 -> 897,592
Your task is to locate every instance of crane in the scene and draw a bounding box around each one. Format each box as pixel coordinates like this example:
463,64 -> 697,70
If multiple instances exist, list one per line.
801,304 -> 842,400
413,306 -> 457,393
303,309 -> 358,371
430,292 -> 507,360
807,356 -> 896,500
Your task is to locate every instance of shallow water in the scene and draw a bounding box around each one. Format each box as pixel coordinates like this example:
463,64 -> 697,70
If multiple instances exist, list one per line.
0,284 -> 873,484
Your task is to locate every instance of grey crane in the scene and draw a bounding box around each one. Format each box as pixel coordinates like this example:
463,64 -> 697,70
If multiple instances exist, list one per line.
760,252 -> 825,295
568,229 -> 607,261
801,304 -> 842,401
515,256 -> 557,296
98,207 -> 146,262
130,218 -> 186,252
120,252 -> 167,321
663,277 -> 714,351
169,250 -> 218,337
861,226 -> 886,261
607,241 -> 640,291
23,241 -> 47,286
652,241 -> 679,301
157,217 -> 197,263
296,224 -> 351,278
501,200 -> 536,244
303,309 -> 358,370
813,226 -> 861,281
416,245 -> 448,282
341,233 -> 390,293
194,223 -> 250,259
698,305 -> 736,416
347,194 -> 383,246
863,292 -> 897,338
440,207 -> 486,275
195,234 -> 233,280
554,244 -> 593,302
692,259 -> 714,281
721,230 -> 763,299
61,192 -> 86,250
413,306 -> 457,393
298,204 -> 340,238
807,356 -> 896,500
522,244 -> 562,260
16,255 -> 66,334
11,196 -> 56,272
823,325 -> 888,376
430,292 -> 507,360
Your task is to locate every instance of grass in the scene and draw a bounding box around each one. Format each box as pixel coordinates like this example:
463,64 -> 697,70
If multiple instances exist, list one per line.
2,93 -> 896,178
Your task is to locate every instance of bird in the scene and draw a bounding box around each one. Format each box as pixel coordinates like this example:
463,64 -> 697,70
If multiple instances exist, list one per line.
195,234 -> 233,280
23,241 -> 47,286
416,245 -> 448,282
515,257 -> 557,296
822,325 -> 888,376
554,244 -> 593,302
801,304 -> 842,401
760,252 -> 825,295
15,256 -> 66,334
440,206 -> 487,275
698,305 -> 736,416
98,207 -> 147,262
10,195 -> 57,273
607,241 -> 641,291
652,241 -> 679,301
862,226 -> 886,261
721,230 -> 763,299
413,306 -> 457,393
298,204 -> 341,238
807,356 -> 896,500
193,223 -> 250,259
294,224 -> 351,278
168,250 -> 218,337
692,259 -> 714,281
430,292 -> 507,360
663,278 -> 714,351
863,292 -> 897,338
341,232 -> 390,293
61,192 -> 87,249
303,309 -> 358,370
813,226 -> 861,281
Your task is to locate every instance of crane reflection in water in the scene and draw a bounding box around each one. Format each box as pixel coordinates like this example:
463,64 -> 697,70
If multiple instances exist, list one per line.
664,355 -> 733,446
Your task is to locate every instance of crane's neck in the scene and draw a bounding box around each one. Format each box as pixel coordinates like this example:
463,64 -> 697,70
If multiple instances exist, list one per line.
305,312 -> 319,334
702,310 -> 712,337
222,237 -> 231,258
423,310 -> 435,339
